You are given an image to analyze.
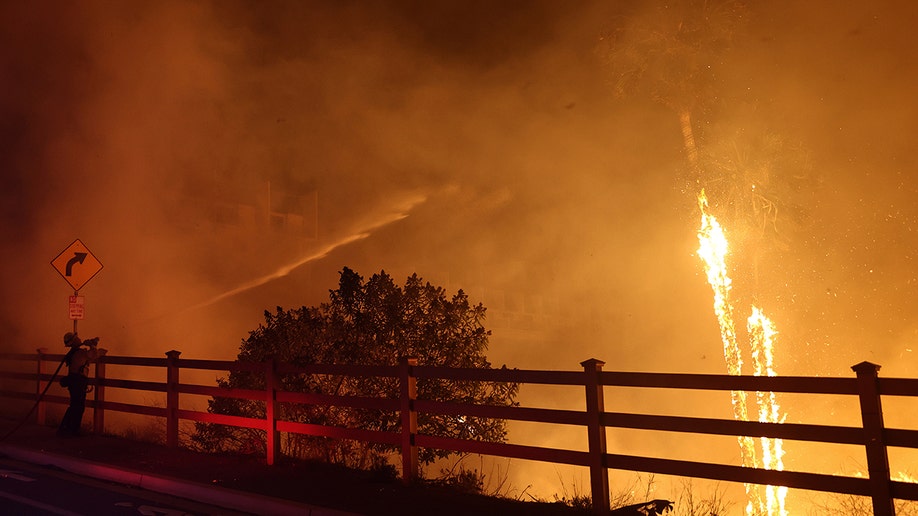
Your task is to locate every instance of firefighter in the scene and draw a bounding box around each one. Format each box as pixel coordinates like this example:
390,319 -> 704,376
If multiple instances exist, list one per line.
57,332 -> 106,437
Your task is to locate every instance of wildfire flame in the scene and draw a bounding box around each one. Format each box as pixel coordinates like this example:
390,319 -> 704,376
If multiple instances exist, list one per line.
696,190 -> 787,515
748,306 -> 787,516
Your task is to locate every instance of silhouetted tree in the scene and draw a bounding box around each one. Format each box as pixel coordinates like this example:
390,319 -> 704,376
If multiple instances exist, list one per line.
192,267 -> 518,470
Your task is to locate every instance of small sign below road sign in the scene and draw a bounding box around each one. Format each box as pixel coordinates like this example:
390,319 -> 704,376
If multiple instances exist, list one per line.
69,295 -> 85,320
52,239 -> 103,292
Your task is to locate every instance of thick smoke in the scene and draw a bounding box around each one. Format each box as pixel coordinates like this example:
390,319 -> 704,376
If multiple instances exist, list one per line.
2,0 -> 917,371
3,0 -> 918,506
1,1 -> 680,365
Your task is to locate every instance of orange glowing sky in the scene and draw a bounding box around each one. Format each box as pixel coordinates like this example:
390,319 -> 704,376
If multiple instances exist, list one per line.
1,0 -> 917,384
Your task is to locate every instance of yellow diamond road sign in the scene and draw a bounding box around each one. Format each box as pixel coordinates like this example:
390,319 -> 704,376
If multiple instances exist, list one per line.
52,239 -> 103,292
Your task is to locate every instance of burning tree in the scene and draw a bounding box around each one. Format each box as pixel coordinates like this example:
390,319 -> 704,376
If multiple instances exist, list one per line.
596,0 -> 816,251
595,0 -> 748,184
595,3 -> 819,514
192,267 -> 518,471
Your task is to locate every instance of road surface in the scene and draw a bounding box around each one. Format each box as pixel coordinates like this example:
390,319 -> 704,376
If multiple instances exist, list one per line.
0,456 -> 253,515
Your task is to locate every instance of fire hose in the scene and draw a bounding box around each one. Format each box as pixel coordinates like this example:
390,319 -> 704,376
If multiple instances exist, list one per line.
0,349 -> 73,442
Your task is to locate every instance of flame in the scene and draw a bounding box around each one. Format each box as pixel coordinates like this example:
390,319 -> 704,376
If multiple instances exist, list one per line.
748,307 -> 787,516
696,190 -> 761,512
697,190 -> 787,515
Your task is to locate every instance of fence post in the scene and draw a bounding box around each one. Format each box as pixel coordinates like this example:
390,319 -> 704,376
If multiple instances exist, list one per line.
92,355 -> 106,435
35,348 -> 47,425
166,350 -> 181,448
400,357 -> 419,484
265,358 -> 279,466
852,361 -> 895,516
582,358 -> 610,516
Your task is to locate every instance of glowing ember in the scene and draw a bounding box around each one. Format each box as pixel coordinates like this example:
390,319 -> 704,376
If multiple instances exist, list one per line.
697,190 -> 787,515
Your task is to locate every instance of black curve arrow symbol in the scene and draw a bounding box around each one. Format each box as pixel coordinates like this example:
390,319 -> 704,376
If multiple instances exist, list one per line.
66,253 -> 87,276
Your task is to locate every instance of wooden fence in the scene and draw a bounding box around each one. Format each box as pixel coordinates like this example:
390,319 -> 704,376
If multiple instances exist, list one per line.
1,350 -> 917,515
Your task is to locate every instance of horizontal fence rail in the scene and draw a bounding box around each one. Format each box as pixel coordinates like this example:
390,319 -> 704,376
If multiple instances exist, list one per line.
1,350 -> 917,515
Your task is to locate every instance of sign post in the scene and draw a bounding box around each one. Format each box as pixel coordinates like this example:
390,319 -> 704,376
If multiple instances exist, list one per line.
51,239 -> 103,333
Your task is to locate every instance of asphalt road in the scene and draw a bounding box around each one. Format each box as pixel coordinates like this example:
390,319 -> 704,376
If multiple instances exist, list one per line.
0,457 -> 253,516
